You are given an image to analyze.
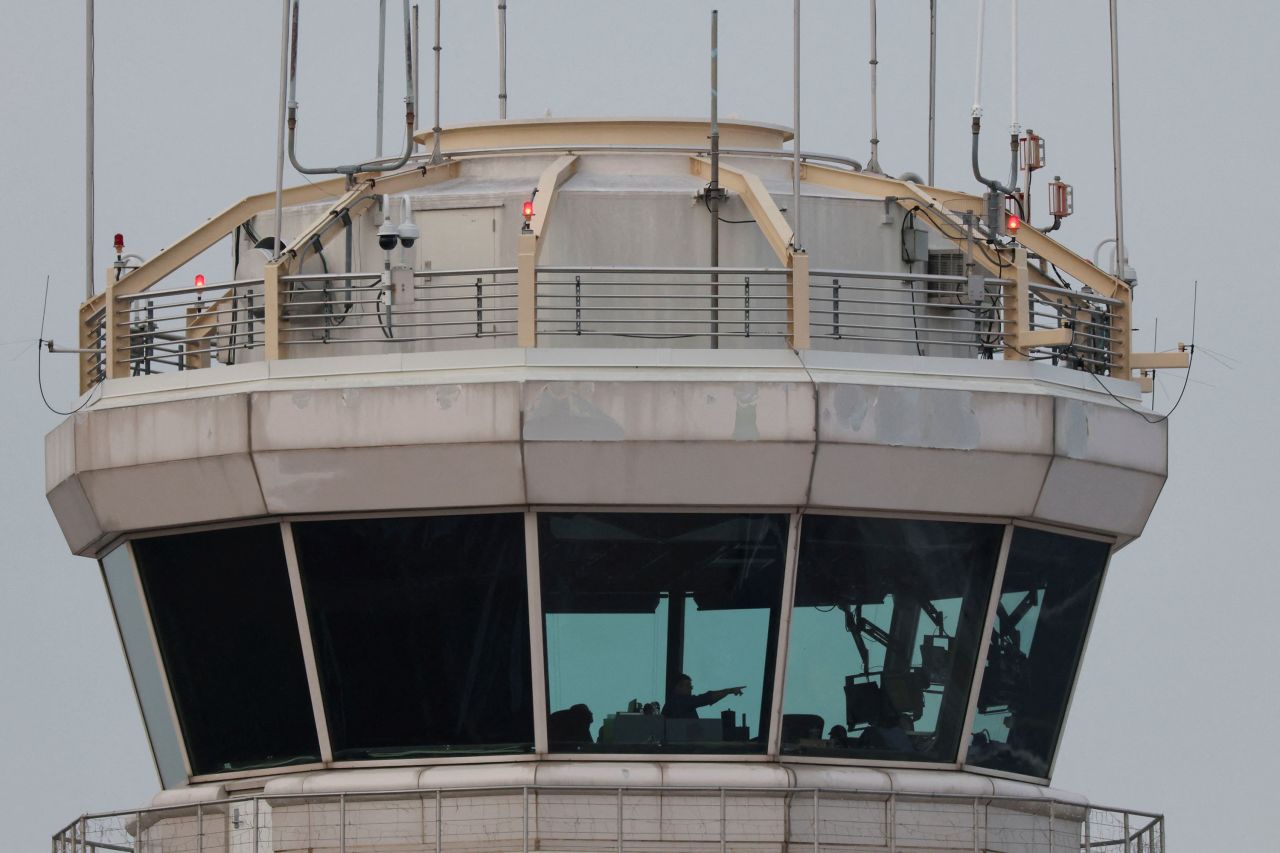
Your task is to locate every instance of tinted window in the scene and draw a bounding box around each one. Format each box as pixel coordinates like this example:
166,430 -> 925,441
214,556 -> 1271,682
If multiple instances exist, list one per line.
967,528 -> 1109,778
293,514 -> 533,759
134,525 -> 320,775
540,513 -> 788,754
101,545 -> 188,787
783,516 -> 1001,763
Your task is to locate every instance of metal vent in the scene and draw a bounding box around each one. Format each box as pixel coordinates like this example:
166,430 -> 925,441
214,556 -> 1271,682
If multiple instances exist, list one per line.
927,250 -> 966,278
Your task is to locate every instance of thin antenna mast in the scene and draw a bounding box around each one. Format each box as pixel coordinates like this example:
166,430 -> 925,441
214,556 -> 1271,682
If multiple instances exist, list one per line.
928,0 -> 937,185
1108,0 -> 1127,278
709,10 -> 721,349
866,0 -> 881,173
272,0 -> 290,258
498,1 -> 508,119
85,0 -> 94,298
431,0 -> 442,163
377,0 -> 387,158
792,0 -> 801,249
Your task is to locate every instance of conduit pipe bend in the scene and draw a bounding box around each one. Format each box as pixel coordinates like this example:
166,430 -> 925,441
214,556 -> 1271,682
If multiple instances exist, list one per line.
969,0 -> 1017,197
287,0 -> 418,177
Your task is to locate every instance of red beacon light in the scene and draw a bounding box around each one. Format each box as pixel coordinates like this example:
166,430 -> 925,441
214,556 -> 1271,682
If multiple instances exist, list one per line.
113,233 -> 125,254
522,200 -> 534,219
1006,214 -> 1021,233
521,199 -> 535,233
194,274 -> 206,289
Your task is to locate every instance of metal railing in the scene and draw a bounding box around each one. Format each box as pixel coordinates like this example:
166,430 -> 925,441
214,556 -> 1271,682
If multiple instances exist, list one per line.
50,784 -> 1163,853
537,266 -> 791,344
88,263 -> 1124,384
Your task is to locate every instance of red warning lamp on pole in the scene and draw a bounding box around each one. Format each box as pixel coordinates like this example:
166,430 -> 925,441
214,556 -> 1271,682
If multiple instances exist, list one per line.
522,199 -> 535,233
1006,214 -> 1021,233
194,274 -> 206,289
113,233 -> 125,255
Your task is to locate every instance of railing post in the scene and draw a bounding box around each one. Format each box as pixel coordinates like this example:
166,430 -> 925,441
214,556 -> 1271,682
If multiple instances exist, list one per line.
104,271 -> 126,380
264,259 -> 286,360
184,304 -> 210,370
196,802 -> 203,853
340,792 -> 347,853
886,793 -> 896,853
136,809 -> 144,853
616,788 -> 624,853
720,788 -> 726,853
251,798 -> 259,853
787,251 -> 810,349
1084,807 -> 1091,852
523,786 -> 530,853
1049,799 -> 1056,853
812,789 -> 820,853
517,233 -> 537,347
1003,247 -> 1030,360
1123,811 -> 1130,853
1110,285 -> 1132,379
971,800 -> 979,853
435,790 -> 442,853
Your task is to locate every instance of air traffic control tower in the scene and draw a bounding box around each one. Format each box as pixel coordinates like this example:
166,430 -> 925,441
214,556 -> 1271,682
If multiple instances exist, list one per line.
45,26 -> 1181,853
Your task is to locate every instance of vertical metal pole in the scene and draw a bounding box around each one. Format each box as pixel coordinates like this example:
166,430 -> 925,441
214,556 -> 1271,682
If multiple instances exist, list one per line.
435,790 -> 442,853
522,786 -> 530,853
1048,800 -> 1055,853
927,0 -> 937,185
971,801 -> 980,853
719,788 -> 726,853
709,9 -> 720,348
614,783 -> 624,850
791,0 -> 801,249
1122,812 -> 1131,853
79,817 -> 88,853
252,798 -> 259,853
1108,0 -> 1127,277
340,793 -> 347,853
866,0 -> 881,173
887,794 -> 896,853
413,2 -> 421,152
377,0 -> 387,158
498,1 -> 508,119
431,0 -> 443,163
273,0 -> 291,260
136,809 -> 144,853
1083,808 -> 1091,852
85,0 -> 94,298
196,802 -> 204,853
812,789 -> 819,853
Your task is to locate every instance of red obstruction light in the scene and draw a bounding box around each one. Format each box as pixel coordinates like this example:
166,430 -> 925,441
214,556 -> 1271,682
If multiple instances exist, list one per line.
522,200 -> 535,219
194,274 -> 206,288
113,233 -> 125,253
1006,214 -> 1021,233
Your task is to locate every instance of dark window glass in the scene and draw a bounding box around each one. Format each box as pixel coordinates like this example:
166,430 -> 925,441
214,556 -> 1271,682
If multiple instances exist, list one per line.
539,513 -> 788,754
134,525 -> 320,775
783,516 -> 1002,763
967,528 -> 1109,778
293,514 -> 533,759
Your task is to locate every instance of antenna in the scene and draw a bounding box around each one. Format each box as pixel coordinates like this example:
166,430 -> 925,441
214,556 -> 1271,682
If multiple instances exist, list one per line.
928,0 -> 937,185
792,0 -> 801,250
866,0 -> 881,174
377,0 -> 387,159
272,0 -> 290,259
1108,0 -> 1128,280
431,0 -> 443,163
708,9 -> 722,349
498,1 -> 508,119
85,0 -> 95,298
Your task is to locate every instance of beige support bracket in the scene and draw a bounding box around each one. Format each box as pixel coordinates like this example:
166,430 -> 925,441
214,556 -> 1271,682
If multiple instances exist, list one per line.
788,251 -> 811,350
263,259 -> 287,361
1130,351 -> 1191,370
517,233 -> 538,347
104,270 -> 124,381
514,155 -> 578,348
183,305 -> 211,371
531,155 -> 579,242
1136,374 -> 1156,394
690,157 -> 794,264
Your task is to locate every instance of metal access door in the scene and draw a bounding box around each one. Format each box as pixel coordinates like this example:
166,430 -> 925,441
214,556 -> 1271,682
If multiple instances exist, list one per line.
412,205 -> 511,345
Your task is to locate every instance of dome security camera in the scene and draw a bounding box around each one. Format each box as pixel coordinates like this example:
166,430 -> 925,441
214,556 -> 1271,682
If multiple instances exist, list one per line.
398,220 -> 420,249
377,217 -> 399,252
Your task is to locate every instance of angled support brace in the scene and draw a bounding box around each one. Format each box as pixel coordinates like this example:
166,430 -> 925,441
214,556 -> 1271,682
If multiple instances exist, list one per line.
517,155 -> 579,346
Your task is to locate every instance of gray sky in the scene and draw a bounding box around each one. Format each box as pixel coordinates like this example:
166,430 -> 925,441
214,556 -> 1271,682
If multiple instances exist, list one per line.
2,1 -> 1274,850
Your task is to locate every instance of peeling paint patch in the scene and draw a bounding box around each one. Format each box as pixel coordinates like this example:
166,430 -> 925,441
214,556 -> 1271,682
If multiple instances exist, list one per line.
1060,399 -> 1092,459
524,382 -> 625,441
435,384 -> 462,410
733,384 -> 760,441
876,388 -> 980,449
829,385 -> 872,433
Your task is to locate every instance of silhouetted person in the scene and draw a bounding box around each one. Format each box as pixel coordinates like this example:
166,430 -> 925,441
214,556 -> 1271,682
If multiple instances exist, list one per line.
828,725 -> 849,747
548,703 -> 594,743
661,674 -> 745,719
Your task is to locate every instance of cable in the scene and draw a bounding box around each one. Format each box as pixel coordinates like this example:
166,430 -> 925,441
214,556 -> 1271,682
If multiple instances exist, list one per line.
701,184 -> 757,224
36,276 -> 96,417
1084,281 -> 1198,424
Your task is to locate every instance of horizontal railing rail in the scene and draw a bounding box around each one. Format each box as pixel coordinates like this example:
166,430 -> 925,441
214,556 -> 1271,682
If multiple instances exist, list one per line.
86,261 -> 1128,384
50,783 -> 1164,853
